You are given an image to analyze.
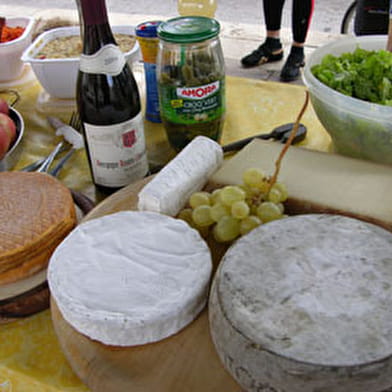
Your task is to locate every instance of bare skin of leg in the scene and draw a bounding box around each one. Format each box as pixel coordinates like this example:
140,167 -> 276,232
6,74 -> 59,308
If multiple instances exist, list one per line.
266,30 -> 304,49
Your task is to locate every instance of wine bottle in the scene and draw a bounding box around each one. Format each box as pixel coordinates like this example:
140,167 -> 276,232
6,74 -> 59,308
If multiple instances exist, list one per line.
76,0 -> 148,194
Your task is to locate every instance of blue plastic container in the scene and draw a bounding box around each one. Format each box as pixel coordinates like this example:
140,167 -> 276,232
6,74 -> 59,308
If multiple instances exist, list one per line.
136,21 -> 162,123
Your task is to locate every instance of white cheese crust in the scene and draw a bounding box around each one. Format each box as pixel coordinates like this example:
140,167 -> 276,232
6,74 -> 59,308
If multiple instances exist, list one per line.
48,211 -> 212,346
138,136 -> 223,216
209,214 -> 392,392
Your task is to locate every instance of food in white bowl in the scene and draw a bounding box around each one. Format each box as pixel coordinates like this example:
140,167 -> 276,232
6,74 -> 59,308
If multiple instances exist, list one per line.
0,17 -> 35,81
0,103 -> 24,171
303,35 -> 392,166
34,33 -> 136,59
22,25 -> 141,99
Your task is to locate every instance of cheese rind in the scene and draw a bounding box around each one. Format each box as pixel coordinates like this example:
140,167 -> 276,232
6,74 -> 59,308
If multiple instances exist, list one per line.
0,269 -> 47,301
209,214 -> 392,392
0,171 -> 76,285
48,211 -> 212,346
210,139 -> 392,231
138,136 -> 223,216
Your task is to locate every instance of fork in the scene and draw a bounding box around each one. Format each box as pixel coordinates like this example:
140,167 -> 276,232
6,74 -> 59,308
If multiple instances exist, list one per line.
18,112 -> 93,214
48,112 -> 94,213
48,112 -> 83,176
20,112 -> 82,173
35,141 -> 65,173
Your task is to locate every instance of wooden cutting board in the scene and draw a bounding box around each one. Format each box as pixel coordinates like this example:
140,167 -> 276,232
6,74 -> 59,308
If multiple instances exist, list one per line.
50,177 -> 240,392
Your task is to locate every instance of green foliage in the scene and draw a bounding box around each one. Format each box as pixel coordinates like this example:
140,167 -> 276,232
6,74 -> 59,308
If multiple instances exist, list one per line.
311,47 -> 392,106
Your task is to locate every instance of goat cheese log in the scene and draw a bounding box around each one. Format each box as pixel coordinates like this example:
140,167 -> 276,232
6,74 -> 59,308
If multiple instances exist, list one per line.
138,136 -> 223,216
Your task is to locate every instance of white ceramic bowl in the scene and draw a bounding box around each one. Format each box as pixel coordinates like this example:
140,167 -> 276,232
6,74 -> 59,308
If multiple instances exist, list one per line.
303,35 -> 392,166
22,25 -> 141,99
0,17 -> 35,82
0,107 -> 24,171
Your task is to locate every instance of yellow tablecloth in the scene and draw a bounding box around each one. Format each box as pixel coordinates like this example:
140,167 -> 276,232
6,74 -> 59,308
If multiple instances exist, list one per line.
0,66 -> 331,392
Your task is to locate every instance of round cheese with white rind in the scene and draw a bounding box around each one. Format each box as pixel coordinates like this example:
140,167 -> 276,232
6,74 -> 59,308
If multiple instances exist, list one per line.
209,214 -> 392,392
48,211 -> 212,346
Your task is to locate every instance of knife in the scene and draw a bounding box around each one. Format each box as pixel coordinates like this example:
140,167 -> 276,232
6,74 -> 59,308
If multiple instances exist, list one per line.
46,115 -> 94,214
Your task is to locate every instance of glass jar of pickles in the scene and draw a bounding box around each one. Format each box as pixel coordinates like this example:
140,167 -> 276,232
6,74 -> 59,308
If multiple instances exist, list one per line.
157,16 -> 225,151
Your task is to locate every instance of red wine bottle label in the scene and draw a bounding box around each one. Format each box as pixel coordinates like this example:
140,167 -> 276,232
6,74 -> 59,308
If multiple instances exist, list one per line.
80,44 -> 126,76
83,112 -> 149,187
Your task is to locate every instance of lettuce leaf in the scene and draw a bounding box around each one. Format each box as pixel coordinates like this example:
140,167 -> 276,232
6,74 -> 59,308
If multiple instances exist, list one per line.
311,47 -> 392,106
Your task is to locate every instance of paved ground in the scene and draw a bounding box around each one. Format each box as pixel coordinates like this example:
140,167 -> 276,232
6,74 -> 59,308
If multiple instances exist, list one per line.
0,0 -> 355,85
1,0 -> 354,35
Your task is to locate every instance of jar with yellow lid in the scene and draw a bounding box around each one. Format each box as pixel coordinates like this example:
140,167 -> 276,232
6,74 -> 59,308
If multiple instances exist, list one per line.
157,16 -> 225,151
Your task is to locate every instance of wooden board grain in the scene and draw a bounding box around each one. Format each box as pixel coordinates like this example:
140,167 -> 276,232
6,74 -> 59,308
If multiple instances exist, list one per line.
0,282 -> 49,323
50,177 -> 240,392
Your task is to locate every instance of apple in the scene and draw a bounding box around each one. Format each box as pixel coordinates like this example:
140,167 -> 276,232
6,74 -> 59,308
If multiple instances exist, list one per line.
0,113 -> 16,144
0,98 -> 9,115
0,125 -> 11,161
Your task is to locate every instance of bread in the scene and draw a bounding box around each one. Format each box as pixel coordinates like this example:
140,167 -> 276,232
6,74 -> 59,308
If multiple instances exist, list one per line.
0,172 -> 77,285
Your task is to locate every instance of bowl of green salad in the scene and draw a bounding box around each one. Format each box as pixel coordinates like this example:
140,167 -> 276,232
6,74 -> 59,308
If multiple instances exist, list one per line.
303,35 -> 392,165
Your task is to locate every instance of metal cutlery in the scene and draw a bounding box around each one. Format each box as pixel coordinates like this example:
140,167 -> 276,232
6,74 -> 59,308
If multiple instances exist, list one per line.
46,114 -> 83,176
21,112 -> 82,173
35,141 -> 65,173
49,147 -> 78,177
19,112 -> 94,214
222,122 -> 307,154
148,122 -> 307,174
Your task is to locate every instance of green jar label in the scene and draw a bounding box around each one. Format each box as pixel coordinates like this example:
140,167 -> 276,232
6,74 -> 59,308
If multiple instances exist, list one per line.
159,79 -> 225,124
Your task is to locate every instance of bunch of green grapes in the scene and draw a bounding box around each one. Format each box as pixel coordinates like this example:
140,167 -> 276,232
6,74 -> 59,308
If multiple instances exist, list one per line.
177,168 -> 288,243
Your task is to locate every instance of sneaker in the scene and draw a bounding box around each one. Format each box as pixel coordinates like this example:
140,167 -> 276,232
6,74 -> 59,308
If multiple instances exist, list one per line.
280,52 -> 305,82
241,42 -> 283,68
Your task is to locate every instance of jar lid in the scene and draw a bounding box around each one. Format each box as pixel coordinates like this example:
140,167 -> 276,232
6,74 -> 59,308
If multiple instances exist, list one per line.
136,21 -> 162,38
157,16 -> 220,43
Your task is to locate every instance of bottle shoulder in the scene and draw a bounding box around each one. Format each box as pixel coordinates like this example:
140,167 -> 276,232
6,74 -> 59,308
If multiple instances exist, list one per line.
81,23 -> 118,54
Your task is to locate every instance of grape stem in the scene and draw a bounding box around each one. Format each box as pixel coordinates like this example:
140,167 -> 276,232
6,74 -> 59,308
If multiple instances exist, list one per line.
266,91 -> 310,195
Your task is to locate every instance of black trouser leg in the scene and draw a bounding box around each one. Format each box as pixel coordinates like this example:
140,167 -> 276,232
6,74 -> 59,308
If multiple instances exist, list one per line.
292,0 -> 314,44
263,0 -> 286,31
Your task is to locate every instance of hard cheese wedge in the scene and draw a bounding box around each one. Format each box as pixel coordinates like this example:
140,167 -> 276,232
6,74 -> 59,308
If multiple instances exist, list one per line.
210,139 -> 392,231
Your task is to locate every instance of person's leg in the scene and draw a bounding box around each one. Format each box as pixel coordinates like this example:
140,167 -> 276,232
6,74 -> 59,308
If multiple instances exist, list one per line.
280,0 -> 314,81
241,0 -> 286,68
264,0 -> 285,33
292,0 -> 314,45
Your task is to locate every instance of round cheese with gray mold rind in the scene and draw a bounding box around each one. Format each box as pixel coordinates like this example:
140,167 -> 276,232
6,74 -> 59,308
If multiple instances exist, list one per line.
209,214 -> 392,392
49,211 -> 212,346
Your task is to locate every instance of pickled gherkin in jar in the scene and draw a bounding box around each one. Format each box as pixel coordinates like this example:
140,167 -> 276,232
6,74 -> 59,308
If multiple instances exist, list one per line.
157,16 -> 226,151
